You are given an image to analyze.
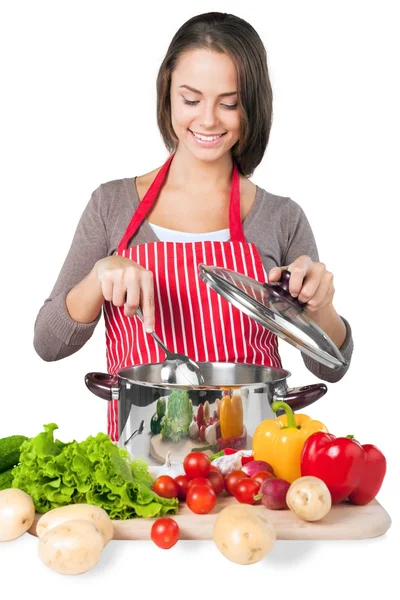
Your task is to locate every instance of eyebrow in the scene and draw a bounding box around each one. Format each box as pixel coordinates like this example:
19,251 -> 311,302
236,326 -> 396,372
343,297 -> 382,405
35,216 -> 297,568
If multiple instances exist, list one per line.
179,85 -> 237,97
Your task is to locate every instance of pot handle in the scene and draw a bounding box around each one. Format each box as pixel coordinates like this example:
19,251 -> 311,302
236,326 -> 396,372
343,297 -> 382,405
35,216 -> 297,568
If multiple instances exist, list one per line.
85,372 -> 119,401
277,383 -> 327,412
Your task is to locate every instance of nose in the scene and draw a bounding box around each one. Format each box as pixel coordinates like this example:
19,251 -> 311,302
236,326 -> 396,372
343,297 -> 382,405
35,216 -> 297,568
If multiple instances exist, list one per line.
200,101 -> 218,129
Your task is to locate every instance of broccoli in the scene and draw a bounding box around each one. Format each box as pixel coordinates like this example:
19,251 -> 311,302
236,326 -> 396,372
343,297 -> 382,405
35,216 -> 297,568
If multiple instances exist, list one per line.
161,390 -> 193,442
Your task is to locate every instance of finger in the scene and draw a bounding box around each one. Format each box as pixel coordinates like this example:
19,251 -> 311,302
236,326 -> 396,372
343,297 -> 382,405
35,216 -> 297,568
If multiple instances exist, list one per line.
124,267 -> 141,317
111,269 -> 126,307
101,272 -> 114,302
297,263 -> 326,304
268,267 -> 284,283
287,256 -> 312,297
139,270 -> 155,332
307,273 -> 335,311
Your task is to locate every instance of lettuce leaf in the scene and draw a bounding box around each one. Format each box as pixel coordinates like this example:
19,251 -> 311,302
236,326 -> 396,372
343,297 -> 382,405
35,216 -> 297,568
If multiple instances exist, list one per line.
11,423 -> 178,519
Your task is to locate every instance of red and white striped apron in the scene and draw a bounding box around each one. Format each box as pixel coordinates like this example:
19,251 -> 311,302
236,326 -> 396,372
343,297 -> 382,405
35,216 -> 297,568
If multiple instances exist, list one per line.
104,154 -> 282,440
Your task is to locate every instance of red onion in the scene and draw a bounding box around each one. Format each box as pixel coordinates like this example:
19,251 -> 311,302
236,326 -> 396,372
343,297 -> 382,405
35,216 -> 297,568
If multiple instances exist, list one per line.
241,460 -> 274,478
259,478 -> 290,510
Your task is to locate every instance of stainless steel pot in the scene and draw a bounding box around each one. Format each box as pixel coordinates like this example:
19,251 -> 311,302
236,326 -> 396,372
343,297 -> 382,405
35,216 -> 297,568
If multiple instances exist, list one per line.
85,362 -> 327,465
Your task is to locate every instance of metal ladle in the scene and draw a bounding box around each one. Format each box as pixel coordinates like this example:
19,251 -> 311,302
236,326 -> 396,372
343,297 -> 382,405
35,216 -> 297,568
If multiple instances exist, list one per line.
135,307 -> 205,386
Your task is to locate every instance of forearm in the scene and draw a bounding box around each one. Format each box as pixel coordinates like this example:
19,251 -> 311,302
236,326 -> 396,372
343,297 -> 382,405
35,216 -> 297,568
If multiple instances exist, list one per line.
66,265 -> 104,323
33,289 -> 102,362
301,316 -> 353,383
300,303 -> 352,384
308,302 -> 347,348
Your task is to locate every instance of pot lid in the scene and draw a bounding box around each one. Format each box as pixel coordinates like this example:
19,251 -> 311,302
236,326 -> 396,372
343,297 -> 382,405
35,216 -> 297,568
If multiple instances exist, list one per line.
198,264 -> 348,369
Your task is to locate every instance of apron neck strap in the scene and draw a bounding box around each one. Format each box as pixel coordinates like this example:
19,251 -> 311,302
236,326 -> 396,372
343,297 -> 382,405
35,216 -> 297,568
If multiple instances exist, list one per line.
117,153 -> 246,251
229,163 -> 246,243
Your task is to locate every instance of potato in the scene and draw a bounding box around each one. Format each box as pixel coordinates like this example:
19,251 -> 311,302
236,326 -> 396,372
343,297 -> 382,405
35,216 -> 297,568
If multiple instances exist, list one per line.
36,503 -> 113,546
38,519 -> 104,575
286,476 -> 332,521
0,488 -> 35,542
213,504 -> 276,565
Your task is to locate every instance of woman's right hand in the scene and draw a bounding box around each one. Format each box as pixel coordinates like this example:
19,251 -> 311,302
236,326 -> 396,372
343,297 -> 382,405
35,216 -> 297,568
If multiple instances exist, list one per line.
95,255 -> 155,332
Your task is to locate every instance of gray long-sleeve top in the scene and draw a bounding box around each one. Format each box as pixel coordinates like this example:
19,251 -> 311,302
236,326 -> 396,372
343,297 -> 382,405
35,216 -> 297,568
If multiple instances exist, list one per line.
33,177 -> 353,382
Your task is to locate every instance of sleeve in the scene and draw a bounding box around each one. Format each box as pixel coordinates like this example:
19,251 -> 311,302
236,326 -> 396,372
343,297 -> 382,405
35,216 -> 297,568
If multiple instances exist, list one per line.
283,199 -> 354,382
33,185 -> 109,361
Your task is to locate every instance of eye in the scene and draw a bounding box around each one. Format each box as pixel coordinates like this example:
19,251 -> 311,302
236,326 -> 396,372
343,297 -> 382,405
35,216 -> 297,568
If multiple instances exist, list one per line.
181,96 -> 238,110
182,97 -> 199,106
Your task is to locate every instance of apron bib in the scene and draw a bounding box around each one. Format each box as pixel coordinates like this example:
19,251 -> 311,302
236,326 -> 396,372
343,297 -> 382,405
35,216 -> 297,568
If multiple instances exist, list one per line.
104,154 -> 281,440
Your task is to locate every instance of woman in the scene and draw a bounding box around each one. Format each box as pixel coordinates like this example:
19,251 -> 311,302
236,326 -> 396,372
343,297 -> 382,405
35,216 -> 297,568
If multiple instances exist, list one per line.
34,12 -> 353,441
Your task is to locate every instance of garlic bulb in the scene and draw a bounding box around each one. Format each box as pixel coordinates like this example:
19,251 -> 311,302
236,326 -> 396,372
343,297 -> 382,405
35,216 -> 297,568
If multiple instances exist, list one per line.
189,418 -> 199,440
205,421 -> 218,445
211,452 -> 246,477
155,451 -> 185,478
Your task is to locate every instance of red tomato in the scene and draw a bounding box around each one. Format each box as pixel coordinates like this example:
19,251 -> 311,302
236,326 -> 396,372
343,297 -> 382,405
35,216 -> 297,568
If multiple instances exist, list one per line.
188,477 -> 213,489
183,452 -> 211,479
251,471 -> 275,487
186,484 -> 217,514
207,470 -> 225,496
225,470 -> 249,496
209,465 -> 219,472
234,478 -> 261,504
174,475 -> 190,501
151,517 -> 180,549
153,475 -> 179,499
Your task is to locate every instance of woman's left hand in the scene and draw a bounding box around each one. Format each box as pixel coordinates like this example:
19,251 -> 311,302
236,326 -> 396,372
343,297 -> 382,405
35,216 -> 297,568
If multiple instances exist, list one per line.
268,255 -> 335,313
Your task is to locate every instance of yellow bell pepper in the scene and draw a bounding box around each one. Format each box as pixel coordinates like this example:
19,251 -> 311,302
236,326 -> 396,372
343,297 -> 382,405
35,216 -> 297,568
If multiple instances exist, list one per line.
220,394 -> 243,439
252,401 -> 328,483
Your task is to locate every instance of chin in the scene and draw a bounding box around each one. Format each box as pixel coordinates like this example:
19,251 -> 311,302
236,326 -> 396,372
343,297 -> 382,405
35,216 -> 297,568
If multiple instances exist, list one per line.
190,148 -> 224,160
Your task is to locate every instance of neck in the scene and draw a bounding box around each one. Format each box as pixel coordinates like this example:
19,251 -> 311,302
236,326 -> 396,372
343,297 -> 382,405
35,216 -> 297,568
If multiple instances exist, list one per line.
167,145 -> 234,190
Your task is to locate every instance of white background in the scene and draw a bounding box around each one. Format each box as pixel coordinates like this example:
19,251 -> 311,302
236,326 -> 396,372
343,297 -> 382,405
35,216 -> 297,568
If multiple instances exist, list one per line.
0,0 -> 399,597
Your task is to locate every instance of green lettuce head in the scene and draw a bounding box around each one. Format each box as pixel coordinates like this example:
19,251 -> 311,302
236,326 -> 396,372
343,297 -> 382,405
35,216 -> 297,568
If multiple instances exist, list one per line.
12,423 -> 178,519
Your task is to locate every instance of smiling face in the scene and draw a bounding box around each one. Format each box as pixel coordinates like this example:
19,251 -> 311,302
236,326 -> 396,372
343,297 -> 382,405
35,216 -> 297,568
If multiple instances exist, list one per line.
170,49 -> 241,163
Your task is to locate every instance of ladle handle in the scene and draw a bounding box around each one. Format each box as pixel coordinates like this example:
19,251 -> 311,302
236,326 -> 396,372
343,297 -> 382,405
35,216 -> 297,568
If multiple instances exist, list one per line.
136,307 -> 171,357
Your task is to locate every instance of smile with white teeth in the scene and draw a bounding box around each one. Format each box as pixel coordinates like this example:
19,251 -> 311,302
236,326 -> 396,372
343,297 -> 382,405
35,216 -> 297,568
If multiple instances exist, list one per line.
190,130 -> 225,141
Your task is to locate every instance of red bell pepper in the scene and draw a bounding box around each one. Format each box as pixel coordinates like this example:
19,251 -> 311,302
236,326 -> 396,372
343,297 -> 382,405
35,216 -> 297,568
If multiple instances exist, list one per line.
347,443 -> 387,505
301,432 -> 386,505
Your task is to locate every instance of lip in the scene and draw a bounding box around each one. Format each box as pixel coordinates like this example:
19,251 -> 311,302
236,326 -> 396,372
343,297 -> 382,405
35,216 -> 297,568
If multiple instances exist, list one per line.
189,129 -> 227,147
190,130 -> 226,136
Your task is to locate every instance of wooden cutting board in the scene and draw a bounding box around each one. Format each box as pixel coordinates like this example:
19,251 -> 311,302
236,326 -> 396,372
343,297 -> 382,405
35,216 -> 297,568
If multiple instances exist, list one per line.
29,496 -> 391,541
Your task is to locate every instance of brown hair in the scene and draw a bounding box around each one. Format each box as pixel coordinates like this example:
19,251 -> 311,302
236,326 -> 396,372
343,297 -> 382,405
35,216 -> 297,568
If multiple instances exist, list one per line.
156,12 -> 273,177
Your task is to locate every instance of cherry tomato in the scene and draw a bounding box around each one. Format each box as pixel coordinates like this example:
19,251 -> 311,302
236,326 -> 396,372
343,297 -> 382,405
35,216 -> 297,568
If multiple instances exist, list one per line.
225,470 -> 249,496
207,470 -> 225,496
188,477 -> 213,489
186,484 -> 217,514
251,471 -> 275,487
209,465 -> 219,472
183,452 -> 211,479
153,475 -> 179,499
174,475 -> 190,501
151,517 -> 180,549
234,478 -> 261,504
